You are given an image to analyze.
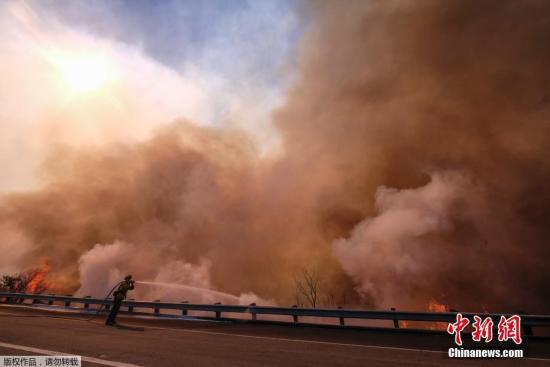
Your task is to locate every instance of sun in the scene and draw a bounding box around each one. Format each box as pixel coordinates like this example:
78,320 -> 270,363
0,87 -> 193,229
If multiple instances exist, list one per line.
50,51 -> 115,95
62,57 -> 108,93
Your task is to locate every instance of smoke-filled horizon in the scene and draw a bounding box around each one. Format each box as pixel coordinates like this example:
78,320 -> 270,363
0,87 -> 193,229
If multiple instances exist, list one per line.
2,0 -> 550,313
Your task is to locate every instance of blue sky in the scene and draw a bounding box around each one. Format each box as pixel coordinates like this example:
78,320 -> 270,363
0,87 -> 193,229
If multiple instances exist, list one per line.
32,0 -> 302,90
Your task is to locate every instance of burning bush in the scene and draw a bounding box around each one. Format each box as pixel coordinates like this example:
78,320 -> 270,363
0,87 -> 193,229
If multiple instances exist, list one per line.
0,264 -> 50,293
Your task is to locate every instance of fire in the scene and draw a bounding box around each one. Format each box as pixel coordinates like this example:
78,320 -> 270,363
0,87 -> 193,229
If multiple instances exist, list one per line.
400,300 -> 450,330
428,299 -> 450,330
25,263 -> 50,293
428,299 -> 450,313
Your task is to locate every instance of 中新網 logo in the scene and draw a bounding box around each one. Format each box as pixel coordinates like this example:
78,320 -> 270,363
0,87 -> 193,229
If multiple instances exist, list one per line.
447,313 -> 522,346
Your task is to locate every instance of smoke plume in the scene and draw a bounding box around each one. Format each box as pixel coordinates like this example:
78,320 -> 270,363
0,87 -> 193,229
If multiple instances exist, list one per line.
2,0 -> 550,312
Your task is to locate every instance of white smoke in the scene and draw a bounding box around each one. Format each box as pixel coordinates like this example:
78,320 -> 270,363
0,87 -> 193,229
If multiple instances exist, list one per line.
76,241 -> 273,305
333,171 -> 483,309
75,241 -> 133,298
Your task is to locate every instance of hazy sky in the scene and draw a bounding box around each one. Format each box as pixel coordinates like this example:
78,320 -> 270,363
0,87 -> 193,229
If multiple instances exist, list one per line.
0,0 -> 301,192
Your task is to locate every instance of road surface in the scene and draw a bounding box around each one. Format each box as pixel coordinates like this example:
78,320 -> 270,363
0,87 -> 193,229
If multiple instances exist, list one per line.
0,305 -> 548,366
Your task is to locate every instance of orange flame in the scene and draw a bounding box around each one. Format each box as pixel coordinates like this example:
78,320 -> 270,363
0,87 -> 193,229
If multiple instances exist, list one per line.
427,299 -> 450,330
25,263 -> 50,293
428,299 -> 450,313
400,300 -> 450,330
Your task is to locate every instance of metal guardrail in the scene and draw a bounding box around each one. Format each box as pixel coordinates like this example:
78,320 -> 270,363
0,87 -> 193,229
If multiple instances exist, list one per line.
1,292 -> 549,332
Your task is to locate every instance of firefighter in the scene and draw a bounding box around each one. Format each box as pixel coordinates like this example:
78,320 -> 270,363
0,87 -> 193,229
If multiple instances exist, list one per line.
105,275 -> 135,326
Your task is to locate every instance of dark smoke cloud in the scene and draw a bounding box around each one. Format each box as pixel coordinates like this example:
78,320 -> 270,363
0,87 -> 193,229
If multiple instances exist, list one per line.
276,0 -> 550,312
2,0 -> 550,312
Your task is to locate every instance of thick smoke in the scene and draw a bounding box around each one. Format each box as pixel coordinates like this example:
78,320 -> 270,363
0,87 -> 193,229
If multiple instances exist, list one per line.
334,171 -> 487,310
275,0 -> 550,312
2,0 -> 550,312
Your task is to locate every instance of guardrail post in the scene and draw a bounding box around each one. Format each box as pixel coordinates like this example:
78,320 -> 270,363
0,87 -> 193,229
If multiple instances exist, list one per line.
292,305 -> 299,323
249,303 -> 257,321
338,306 -> 345,326
32,296 -> 40,304
154,300 -> 161,315
181,301 -> 188,316
105,297 -> 111,311
83,296 -> 91,309
64,295 -> 73,307
214,302 -> 221,318
48,294 -> 55,306
391,307 -> 400,328
127,299 -> 135,313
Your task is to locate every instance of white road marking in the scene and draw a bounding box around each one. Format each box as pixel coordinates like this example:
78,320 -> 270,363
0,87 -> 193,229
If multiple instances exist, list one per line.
0,341 -> 143,367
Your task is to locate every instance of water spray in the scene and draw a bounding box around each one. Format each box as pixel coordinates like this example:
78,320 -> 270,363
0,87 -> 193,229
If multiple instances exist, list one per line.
135,280 -> 240,303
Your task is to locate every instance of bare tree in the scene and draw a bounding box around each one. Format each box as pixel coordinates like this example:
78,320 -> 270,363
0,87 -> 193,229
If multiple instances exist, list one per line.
294,268 -> 321,308
323,292 -> 336,308
340,291 -> 347,308
1,274 -> 26,292
294,293 -> 303,308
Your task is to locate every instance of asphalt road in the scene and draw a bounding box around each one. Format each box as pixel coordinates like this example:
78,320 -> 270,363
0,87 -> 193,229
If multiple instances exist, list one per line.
0,306 -> 549,367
